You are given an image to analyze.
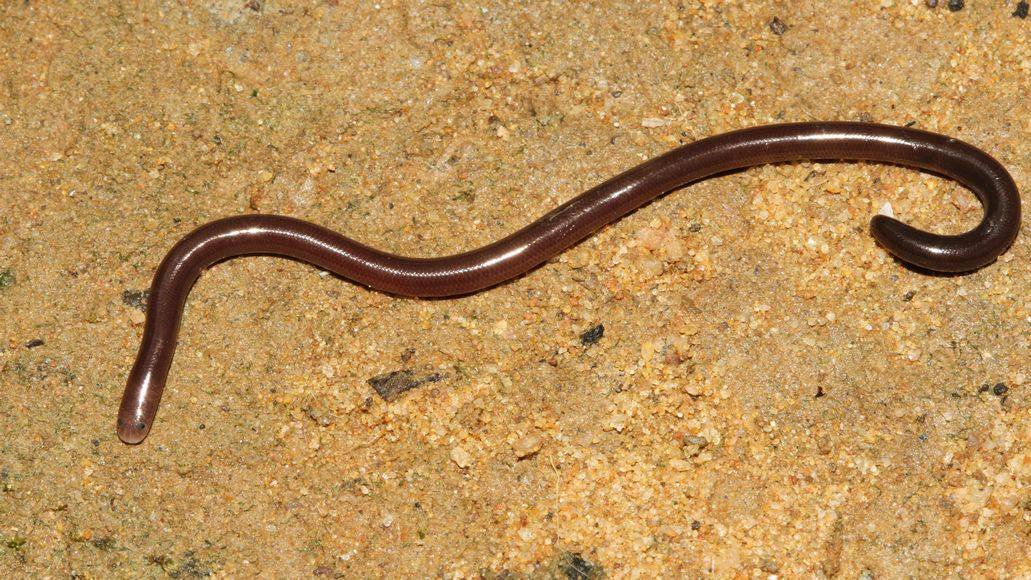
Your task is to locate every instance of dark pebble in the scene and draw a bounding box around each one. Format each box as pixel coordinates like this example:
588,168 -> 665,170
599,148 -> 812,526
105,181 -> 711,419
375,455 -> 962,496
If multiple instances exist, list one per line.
303,406 -> 334,427
558,552 -> 603,580
993,383 -> 1008,396
173,550 -> 210,577
91,537 -> 116,551
121,289 -> 149,311
25,339 -> 44,349
925,0 -> 938,7
947,0 -> 963,11
760,558 -> 780,574
579,324 -> 604,346
691,520 -> 702,530
902,290 -> 916,302
368,369 -> 443,401
0,269 -> 13,289
978,383 -> 991,393
1015,1 -> 1029,18
769,17 -> 788,35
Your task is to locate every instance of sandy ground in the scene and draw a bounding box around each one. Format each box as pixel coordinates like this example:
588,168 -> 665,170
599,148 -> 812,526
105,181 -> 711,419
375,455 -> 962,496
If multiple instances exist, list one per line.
0,0 -> 1028,577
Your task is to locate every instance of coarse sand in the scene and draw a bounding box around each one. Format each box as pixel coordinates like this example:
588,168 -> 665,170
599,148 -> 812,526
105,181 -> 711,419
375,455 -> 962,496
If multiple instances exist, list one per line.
0,1 -> 1027,576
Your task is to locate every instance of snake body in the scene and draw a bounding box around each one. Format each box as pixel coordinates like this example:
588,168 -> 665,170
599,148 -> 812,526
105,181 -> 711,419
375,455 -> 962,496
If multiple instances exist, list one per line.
117,122 -> 1021,444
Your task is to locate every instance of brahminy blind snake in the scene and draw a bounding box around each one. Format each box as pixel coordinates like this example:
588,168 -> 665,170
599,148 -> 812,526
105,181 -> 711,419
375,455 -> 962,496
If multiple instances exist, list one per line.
117,122 -> 1021,444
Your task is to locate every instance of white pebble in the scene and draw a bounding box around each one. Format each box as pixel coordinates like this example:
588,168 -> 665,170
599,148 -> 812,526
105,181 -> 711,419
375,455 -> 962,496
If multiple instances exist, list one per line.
450,446 -> 472,468
669,459 -> 691,471
636,255 -> 664,277
641,117 -> 668,128
513,433 -> 543,458
608,414 -> 628,433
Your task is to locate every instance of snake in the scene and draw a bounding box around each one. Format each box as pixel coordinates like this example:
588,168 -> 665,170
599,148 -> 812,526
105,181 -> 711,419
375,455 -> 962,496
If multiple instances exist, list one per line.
117,122 -> 1021,444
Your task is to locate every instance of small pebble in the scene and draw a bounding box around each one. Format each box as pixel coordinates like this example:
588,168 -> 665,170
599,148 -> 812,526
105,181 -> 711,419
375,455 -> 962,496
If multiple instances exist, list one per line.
636,254 -> 664,277
682,435 -> 709,448
664,238 -> 685,261
557,553 -> 602,579
993,383 -> 1008,396
925,0 -> 937,7
636,228 -> 665,250
947,0 -> 963,11
580,324 -> 604,346
607,414 -> 628,433
492,319 -> 510,337
121,289 -> 149,311
1014,1 -> 1029,18
769,17 -> 788,35
25,339 -> 44,349
368,369 -> 443,401
321,364 -> 334,379
669,459 -> 691,471
0,269 -> 14,289
513,433 -> 543,459
450,446 -> 472,468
